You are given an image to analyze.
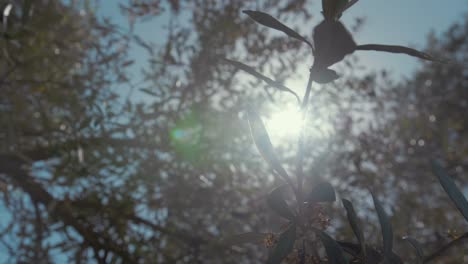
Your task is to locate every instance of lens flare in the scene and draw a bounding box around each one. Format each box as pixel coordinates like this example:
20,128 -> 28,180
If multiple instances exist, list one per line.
265,106 -> 303,139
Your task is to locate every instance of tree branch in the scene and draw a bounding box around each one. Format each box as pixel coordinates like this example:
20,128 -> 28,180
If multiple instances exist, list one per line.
423,232 -> 468,263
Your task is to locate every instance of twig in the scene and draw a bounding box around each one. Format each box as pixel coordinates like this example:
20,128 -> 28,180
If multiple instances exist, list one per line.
423,232 -> 468,263
296,69 -> 314,211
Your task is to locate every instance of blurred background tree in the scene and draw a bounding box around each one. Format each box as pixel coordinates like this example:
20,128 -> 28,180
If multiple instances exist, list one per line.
0,0 -> 466,263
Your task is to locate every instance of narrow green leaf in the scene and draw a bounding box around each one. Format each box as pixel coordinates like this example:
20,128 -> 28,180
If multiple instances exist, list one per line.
371,192 -> 393,262
299,240 -> 306,264
355,44 -> 448,63
339,241 -> 402,263
308,182 -> 336,203
224,58 -> 300,102
267,185 -> 295,220
246,107 -> 290,181
220,232 -> 268,247
2,3 -> 13,33
388,253 -> 403,264
267,224 -> 296,264
342,199 -> 366,261
431,160 -> 468,222
315,229 -> 348,264
402,236 -> 424,264
322,0 -> 358,20
336,0 -> 359,16
338,241 -> 382,263
310,68 -> 340,84
139,88 -> 160,97
242,10 -> 314,50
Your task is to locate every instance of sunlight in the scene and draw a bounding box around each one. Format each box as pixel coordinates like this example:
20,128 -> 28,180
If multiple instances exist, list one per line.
265,105 -> 303,139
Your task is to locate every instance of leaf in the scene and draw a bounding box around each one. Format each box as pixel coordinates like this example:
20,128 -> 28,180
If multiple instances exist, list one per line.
313,20 -> 356,69
338,241 -> 383,263
339,241 -> 402,263
322,0 -> 349,20
431,160 -> 468,222
336,0 -> 359,16
371,192 -> 393,262
355,44 -> 447,63
246,107 -> 290,181
220,232 -> 268,247
2,3 -> 13,33
310,68 -> 340,83
267,185 -> 295,220
223,58 -> 300,102
402,236 -> 424,264
139,88 -> 160,97
267,224 -> 296,264
315,229 -> 348,264
388,253 -> 403,264
242,10 -> 314,50
299,240 -> 306,264
342,199 -> 366,261
308,182 -> 336,203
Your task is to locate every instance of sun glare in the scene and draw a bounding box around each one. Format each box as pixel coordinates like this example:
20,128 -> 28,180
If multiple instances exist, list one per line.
265,105 -> 303,139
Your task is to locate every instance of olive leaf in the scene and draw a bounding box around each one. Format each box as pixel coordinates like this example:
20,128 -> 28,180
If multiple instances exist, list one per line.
338,241 -> 382,263
242,10 -> 314,50
336,0 -> 359,17
402,236 -> 424,264
322,0 -> 352,20
342,199 -> 366,261
267,185 -> 295,220
307,182 -> 336,203
299,240 -> 306,264
310,68 -> 340,84
431,160 -> 468,222
371,192 -> 393,263
246,107 -> 290,181
315,229 -> 348,264
267,224 -> 296,264
224,58 -> 300,102
2,3 -> 13,33
355,44 -> 448,63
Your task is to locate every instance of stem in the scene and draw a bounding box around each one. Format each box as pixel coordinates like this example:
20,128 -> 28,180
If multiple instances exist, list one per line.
301,69 -> 314,111
423,232 -> 468,263
296,69 -> 314,212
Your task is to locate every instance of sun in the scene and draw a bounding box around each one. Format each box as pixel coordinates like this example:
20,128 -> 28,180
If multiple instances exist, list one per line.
265,105 -> 303,139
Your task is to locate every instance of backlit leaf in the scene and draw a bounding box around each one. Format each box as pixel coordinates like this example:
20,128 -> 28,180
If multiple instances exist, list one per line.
224,58 -> 300,102
355,44 -> 447,63
338,241 -> 383,263
371,192 -> 393,262
246,107 -> 290,181
267,224 -> 296,264
308,182 -> 336,203
316,229 -> 348,264
403,236 -> 424,264
267,185 -> 295,220
310,68 -> 340,83
342,199 -> 366,261
322,0 -> 349,20
243,10 -> 314,50
431,160 -> 468,222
